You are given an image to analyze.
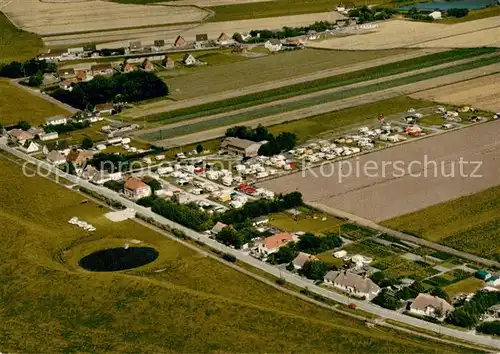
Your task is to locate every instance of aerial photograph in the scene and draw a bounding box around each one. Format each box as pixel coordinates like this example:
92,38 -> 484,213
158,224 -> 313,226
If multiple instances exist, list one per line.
0,0 -> 499,352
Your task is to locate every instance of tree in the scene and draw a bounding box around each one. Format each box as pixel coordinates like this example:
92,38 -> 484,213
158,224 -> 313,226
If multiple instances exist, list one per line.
216,226 -> 245,249
299,260 -> 328,281
429,287 -> 450,302
144,178 -> 162,192
372,289 -> 401,310
17,120 -> 31,131
196,144 -> 203,154
286,262 -> 295,271
268,243 -> 296,264
81,137 -> 94,149
447,8 -> 469,18
477,321 -> 500,336
28,73 -> 43,87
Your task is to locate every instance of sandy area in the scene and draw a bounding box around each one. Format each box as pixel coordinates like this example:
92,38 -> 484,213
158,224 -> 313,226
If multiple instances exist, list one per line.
3,0 -> 209,35
411,73 -> 500,113
166,0 -> 272,5
45,11 -> 345,48
105,209 -> 136,222
308,17 -> 500,50
258,120 -> 500,222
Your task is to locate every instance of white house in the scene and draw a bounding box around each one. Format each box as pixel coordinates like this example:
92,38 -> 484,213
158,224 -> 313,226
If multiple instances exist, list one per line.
46,150 -> 66,165
333,250 -> 347,258
410,293 -> 452,318
323,270 -> 381,300
429,11 -> 442,20
264,39 -> 282,52
182,53 -> 199,66
45,115 -> 68,126
19,141 -> 40,153
93,171 -> 123,185
39,132 -> 59,141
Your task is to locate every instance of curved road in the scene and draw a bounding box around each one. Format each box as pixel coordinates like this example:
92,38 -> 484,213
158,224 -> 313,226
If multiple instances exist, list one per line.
2,143 -> 500,350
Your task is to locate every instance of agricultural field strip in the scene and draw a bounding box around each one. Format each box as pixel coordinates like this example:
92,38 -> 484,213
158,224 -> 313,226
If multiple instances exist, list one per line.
142,56 -> 500,142
151,62 -> 500,147
137,52 -> 499,136
123,49 -> 440,120
3,144 -> 500,350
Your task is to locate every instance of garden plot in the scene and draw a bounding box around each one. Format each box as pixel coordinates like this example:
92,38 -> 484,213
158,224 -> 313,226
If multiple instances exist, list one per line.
2,0 -> 208,35
411,73 -> 500,113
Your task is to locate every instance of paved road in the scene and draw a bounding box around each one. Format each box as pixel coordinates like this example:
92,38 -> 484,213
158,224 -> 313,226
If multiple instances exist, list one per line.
2,144 -> 500,349
137,52 -> 498,140
153,62 -> 500,147
123,49 -> 443,121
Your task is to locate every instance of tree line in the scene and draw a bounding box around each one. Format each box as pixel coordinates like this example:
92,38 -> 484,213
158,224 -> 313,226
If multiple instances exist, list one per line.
240,21 -> 337,43
348,6 -> 396,24
0,58 -> 56,80
446,290 -> 500,328
225,125 -> 297,156
50,71 -> 168,110
44,120 -> 90,134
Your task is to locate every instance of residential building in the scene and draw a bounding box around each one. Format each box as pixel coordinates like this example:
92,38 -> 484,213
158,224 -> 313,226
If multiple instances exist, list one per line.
292,252 -> 318,269
264,39 -> 282,52
39,132 -> 59,141
91,63 -> 114,77
66,148 -> 93,166
162,55 -> 175,69
45,115 -> 68,126
410,293 -> 452,318
232,46 -> 248,55
429,11 -> 442,20
75,70 -> 89,82
59,78 -> 78,91
123,62 -> 136,73
141,59 -> 153,72
129,41 -> 142,52
220,137 -> 264,157
255,232 -> 295,256
46,150 -> 66,165
81,165 -> 98,180
323,270 -> 381,300
124,177 -> 151,199
95,103 -> 114,115
27,127 -> 45,136
174,35 -> 186,47
57,68 -> 76,79
19,141 -> 40,153
195,34 -> 208,42
182,53 -> 199,66
93,171 -> 122,185
8,129 -> 34,144
38,48 -> 68,62
211,221 -> 227,235
252,216 -> 269,226
154,39 -> 165,48
217,32 -> 231,46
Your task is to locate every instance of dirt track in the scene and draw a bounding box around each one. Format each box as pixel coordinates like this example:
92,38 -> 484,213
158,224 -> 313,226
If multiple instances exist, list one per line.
123,49 -> 441,120
259,119 -> 500,222
149,62 -> 500,147
309,17 -> 500,50
411,73 -> 500,113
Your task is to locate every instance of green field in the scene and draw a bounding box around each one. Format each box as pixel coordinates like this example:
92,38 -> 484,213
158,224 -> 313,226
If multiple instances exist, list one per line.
0,157 -> 481,353
158,48 -> 410,100
443,278 -> 485,298
142,48 -> 496,125
0,12 -> 44,63
0,79 -> 71,126
269,210 -> 344,235
382,186 -> 500,261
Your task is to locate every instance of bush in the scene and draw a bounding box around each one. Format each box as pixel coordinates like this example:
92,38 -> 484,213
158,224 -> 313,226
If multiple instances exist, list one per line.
222,253 -> 236,263
372,289 -> 401,310
276,278 -> 286,286
447,8 -> 469,18
477,321 -> 500,336
151,198 -> 213,232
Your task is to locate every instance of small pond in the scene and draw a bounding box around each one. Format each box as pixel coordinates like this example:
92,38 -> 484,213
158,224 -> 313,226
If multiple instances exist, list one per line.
79,247 -> 159,271
399,0 -> 498,11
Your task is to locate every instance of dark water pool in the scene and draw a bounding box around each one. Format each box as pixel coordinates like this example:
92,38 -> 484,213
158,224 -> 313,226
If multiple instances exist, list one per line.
399,0 -> 497,10
79,247 -> 159,271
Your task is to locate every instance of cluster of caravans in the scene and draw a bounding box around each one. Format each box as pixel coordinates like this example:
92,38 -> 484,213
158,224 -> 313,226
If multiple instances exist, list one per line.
68,217 -> 96,232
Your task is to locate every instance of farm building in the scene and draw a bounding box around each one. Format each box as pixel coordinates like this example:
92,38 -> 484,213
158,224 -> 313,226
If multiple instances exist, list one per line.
46,150 -> 66,165
323,270 -> 380,299
174,36 -> 186,47
45,115 -> 68,126
39,132 -> 59,141
57,68 -> 75,79
409,293 -> 452,318
95,103 -> 115,115
162,55 -> 175,69
429,11 -> 442,20
217,32 -> 231,46
220,137 -> 264,157
265,39 -> 283,52
91,63 -> 114,77
8,129 -> 34,144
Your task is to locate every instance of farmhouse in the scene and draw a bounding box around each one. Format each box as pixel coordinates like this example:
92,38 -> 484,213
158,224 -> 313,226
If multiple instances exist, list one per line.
217,32 -> 231,46
292,252 -> 318,269
183,53 -> 200,66
45,115 -> 68,126
8,129 -> 34,144
255,232 -> 295,256
323,270 -> 381,299
410,293 -> 452,318
142,59 -> 153,72
211,221 -> 227,235
91,63 -> 114,77
57,68 -> 76,79
66,149 -> 93,166
46,150 -> 66,165
39,132 -> 59,141
19,141 -> 40,153
162,55 -> 175,69
59,78 -> 78,91
95,103 -> 114,115
124,177 -> 151,199
220,137 -> 263,157
123,62 -> 136,73
265,39 -> 283,52
195,33 -> 208,42
75,70 -> 90,82
174,35 -> 186,47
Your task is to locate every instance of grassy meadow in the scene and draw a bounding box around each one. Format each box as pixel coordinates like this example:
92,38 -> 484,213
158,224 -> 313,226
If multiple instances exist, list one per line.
382,186 -> 500,261
0,79 -> 71,126
0,157 -> 480,353
0,12 -> 44,63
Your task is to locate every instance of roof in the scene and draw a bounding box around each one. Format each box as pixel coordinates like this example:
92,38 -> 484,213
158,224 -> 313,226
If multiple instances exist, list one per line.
196,33 -> 208,41
75,71 -> 87,80
262,232 -> 294,250
124,177 -> 148,190
91,63 -> 113,71
58,68 -> 75,76
174,35 -> 186,45
66,149 -> 93,164
218,32 -> 229,41
40,48 -> 68,57
410,293 -> 452,313
95,103 -> 114,111
45,140 -> 69,152
221,137 -> 260,150
45,115 -> 67,123
47,150 -> 66,161
211,222 -> 227,234
267,39 -> 282,45
292,252 -> 318,268
9,129 -> 34,140
324,271 -> 380,294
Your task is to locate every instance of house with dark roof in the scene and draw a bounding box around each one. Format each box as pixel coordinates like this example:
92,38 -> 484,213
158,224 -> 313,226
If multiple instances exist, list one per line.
410,293 -> 453,319
174,35 -> 187,47
264,39 -> 282,52
220,137 -> 264,157
324,270 -> 380,299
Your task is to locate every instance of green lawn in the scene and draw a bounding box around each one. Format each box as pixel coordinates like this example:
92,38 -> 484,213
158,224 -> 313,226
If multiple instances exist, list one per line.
58,121 -> 108,145
0,158 -> 480,353
443,278 -> 485,298
372,256 -> 440,280
0,79 -> 71,126
268,211 -> 344,235
0,12 -> 44,63
382,186 -> 500,261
